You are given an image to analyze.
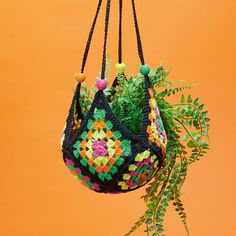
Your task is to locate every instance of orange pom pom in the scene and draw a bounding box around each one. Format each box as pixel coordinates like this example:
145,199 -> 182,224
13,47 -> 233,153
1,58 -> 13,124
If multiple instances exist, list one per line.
75,72 -> 86,83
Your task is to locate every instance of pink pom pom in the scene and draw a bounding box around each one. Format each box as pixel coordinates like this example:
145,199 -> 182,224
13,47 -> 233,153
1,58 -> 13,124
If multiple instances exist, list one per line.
96,79 -> 107,90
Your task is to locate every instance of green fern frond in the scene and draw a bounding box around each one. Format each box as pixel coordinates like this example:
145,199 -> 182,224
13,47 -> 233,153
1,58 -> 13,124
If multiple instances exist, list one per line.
74,64 -> 210,236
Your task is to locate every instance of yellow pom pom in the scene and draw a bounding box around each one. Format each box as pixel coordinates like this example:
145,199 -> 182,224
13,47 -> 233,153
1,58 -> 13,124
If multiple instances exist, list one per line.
115,62 -> 127,74
75,72 -> 86,83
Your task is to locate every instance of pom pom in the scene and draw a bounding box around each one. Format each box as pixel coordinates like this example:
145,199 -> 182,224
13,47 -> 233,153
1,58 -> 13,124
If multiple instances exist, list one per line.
115,62 -> 127,74
75,72 -> 86,83
140,65 -> 151,76
96,79 -> 107,90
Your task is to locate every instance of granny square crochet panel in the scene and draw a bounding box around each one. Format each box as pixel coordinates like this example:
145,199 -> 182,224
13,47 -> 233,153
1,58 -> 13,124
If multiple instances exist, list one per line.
61,78 -> 167,193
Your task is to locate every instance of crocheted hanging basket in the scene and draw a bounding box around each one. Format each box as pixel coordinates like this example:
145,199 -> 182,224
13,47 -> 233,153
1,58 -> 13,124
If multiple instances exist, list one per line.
61,0 -> 167,193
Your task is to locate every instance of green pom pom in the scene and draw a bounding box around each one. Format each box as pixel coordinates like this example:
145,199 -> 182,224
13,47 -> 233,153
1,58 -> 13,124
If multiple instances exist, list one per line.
140,64 -> 151,76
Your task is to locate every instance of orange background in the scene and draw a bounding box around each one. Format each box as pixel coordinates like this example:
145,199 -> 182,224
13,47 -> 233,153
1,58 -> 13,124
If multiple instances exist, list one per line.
0,0 -> 235,235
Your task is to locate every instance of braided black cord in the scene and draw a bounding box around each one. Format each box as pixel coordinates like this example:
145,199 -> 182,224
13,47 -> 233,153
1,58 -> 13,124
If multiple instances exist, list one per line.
81,0 -> 103,73
118,0 -> 123,64
131,0 -> 145,65
101,0 -> 111,80
110,0 -> 123,88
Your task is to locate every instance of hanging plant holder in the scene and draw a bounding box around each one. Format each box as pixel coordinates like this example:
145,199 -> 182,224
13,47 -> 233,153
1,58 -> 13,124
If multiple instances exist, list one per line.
61,0 -> 167,193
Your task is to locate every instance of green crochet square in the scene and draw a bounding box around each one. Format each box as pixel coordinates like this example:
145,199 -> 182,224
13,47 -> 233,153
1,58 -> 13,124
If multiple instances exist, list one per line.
94,108 -> 106,120
87,119 -> 94,130
113,131 -> 122,140
105,120 -> 113,130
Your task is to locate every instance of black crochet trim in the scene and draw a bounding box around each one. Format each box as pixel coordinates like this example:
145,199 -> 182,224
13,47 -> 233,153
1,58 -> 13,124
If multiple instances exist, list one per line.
63,83 -> 80,147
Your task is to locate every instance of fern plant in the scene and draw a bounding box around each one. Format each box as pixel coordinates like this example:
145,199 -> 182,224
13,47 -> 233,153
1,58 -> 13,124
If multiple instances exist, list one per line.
78,65 -> 210,236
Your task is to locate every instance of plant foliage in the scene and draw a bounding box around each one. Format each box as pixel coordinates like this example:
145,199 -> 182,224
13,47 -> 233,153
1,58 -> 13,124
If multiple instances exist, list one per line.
77,65 -> 210,236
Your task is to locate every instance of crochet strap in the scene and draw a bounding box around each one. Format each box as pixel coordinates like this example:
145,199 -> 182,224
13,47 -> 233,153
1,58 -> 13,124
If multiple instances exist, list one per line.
100,0 -> 112,80
81,0 -> 103,73
80,0 -> 144,78
111,0 -> 123,88
118,0 -> 123,64
131,0 -> 145,65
